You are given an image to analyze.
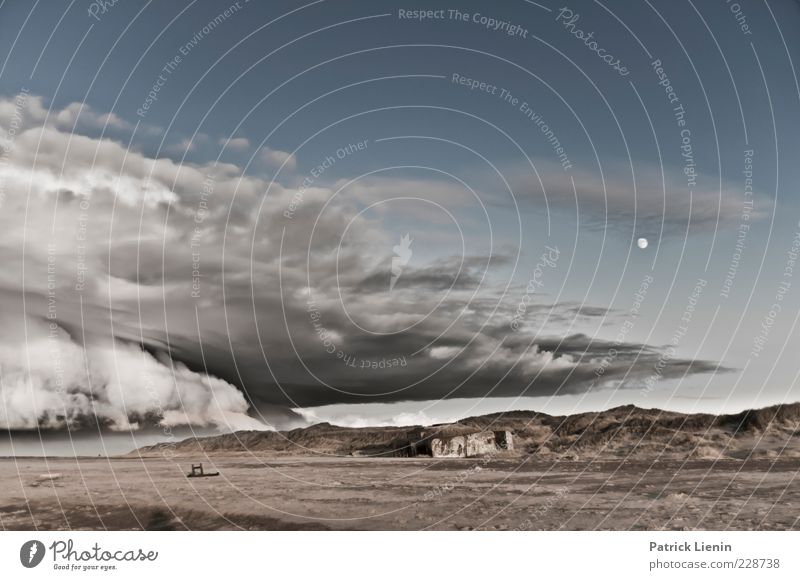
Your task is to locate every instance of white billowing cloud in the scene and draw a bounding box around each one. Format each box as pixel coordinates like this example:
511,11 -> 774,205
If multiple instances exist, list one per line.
0,93 -> 47,129
294,407 -> 450,428
171,137 -> 196,153
53,102 -> 133,132
0,94 -> 299,431
0,316 -> 266,432
168,133 -> 209,154
4,123 -> 271,217
429,346 -> 460,359
0,94 -> 133,134
260,146 -> 297,171
219,136 -> 250,151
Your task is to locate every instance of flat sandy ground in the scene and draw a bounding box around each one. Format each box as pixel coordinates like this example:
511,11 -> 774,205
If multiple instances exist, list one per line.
1,456 -> 798,530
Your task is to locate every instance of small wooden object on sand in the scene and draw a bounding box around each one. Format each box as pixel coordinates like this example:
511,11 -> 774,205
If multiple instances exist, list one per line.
187,463 -> 219,478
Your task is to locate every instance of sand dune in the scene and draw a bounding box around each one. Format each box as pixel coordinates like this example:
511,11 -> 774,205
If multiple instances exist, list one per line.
133,402 -> 800,461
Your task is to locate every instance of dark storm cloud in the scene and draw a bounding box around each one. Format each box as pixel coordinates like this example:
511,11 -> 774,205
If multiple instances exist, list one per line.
566,305 -> 617,318
0,95 -> 728,432
357,263 -> 481,292
355,253 -> 513,293
250,331 -> 727,408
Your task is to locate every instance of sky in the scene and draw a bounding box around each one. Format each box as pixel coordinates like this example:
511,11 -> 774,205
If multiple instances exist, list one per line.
1,0 -> 799,454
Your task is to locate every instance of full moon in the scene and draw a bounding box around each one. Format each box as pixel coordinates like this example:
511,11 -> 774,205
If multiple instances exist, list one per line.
637,237 -> 649,249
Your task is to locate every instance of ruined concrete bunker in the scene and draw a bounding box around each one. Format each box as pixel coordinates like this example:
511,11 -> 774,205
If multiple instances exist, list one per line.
395,429 -> 513,458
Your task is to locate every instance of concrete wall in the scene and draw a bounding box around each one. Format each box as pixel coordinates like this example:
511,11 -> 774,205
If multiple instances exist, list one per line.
465,432 -> 498,456
428,431 -> 513,457
430,435 -> 467,457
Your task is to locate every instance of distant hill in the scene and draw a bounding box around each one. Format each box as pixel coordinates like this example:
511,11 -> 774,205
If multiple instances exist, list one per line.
132,402 -> 800,460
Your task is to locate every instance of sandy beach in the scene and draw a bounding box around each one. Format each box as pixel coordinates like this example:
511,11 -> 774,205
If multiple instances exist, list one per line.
2,456 -> 797,531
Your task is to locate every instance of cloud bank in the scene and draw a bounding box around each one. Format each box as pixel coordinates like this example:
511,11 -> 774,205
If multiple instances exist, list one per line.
0,94 -> 730,431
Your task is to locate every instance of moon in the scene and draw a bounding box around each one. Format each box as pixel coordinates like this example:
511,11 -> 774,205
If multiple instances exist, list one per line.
637,237 -> 649,249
